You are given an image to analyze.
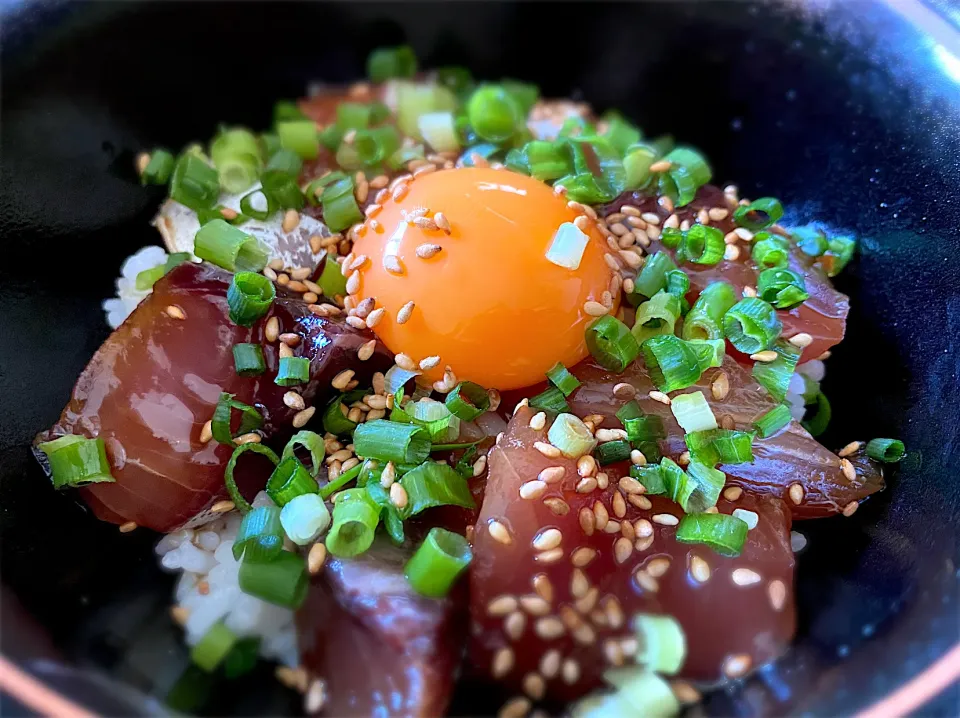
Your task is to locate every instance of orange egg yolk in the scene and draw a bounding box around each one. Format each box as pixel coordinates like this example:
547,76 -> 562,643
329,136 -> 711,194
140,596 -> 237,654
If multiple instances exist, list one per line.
351,167 -> 619,391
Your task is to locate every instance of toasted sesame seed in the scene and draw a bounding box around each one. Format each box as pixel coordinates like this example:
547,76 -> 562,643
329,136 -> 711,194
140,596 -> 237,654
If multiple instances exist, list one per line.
634,569 -> 659,593
724,653 -> 752,678
533,441 -> 561,458
353,339 -> 375,362
724,485 -> 743,501
732,568 -> 762,586
283,391 -> 306,411
578,507 -> 595,537
519,480 -> 547,500
331,369 -> 355,391
750,350 -> 779,362
198,419 -> 214,444
577,455 -> 597,477
293,406 -> 316,428
652,513 -> 679,526
301,542 -> 326,576
344,270 -> 360,295
710,372 -> 731,402
842,500 -> 859,517
838,441 -> 862,458
164,304 -> 186,321
649,390 -> 671,405
389,482 -> 408,509
595,428 -> 628,443
534,616 -> 565,640
492,647 -> 515,678
235,432 -> 262,445
768,579 -> 787,611
532,528 -> 562,552
583,300 -> 609,316
840,457 -> 857,481
395,353 -> 417,371
519,595 -> 552,616
345,316 -> 367,330
604,638 -> 625,666
574,590 -> 599,617
789,332 -> 814,349
688,554 -> 711,583
498,696 -> 531,718
663,213 -> 680,230
612,492 -> 627,519
489,520 -> 513,545
613,382 -> 637,400
611,536 -> 632,564
788,482 -> 804,505
592,501 -> 609,529
720,414 -> 736,430
535,547 -> 564,563
488,595 -> 519,616
415,242 -> 443,260
723,244 -> 741,261
743,285 -> 758,297
677,451 -> 691,466
263,266 -> 279,281
573,477 -> 596,495
629,449 -> 647,467
526,411 -> 547,432
648,557 -> 672,577
734,227 -> 754,241
119,521 -> 137,533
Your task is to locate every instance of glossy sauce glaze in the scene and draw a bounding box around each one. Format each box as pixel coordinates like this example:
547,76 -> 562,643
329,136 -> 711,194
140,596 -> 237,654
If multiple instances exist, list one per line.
468,406 -> 796,706
36,262 -> 391,531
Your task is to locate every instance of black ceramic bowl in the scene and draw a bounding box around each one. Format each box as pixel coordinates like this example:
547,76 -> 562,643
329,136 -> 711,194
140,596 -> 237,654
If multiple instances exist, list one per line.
2,1 -> 959,715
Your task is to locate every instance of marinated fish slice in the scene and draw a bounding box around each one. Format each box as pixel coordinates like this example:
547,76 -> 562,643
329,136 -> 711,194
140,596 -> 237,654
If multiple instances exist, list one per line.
469,406 -> 796,707
36,262 -> 391,531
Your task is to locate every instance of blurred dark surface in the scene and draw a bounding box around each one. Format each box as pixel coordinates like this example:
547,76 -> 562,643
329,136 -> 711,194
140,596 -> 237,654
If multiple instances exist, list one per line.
1,1 -> 958,716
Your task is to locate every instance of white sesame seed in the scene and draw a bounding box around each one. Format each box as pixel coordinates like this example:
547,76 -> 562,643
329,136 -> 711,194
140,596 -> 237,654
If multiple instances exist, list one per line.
789,483 -> 804,505
842,501 -> 859,517
345,316 -> 367,330
646,557 -> 671,577
348,254 -> 369,272
575,477 -> 598,494
357,339 -> 377,361
488,520 -> 512,545
840,457 -> 857,481
583,300 -> 609,317
383,255 -> 404,275
595,428 -> 628,442
416,243 -> 442,259
519,480 -> 548,501
389,482 -> 408,509
281,209 -> 300,234
614,537 -> 633,564
562,658 -> 580,684
724,244 -> 741,261
649,390 -> 671,405
578,507 -> 595,537
119,521 -> 137,533
652,513 -> 679,526
533,441 -> 561,458
528,411 -> 547,431
634,518 -> 654,537
519,595 -> 551,616
535,547 -> 564,563
534,617 -> 565,640
768,579 -> 787,611
724,485 -> 743,501
750,350 -> 779,362
532,528 -> 562,552
504,611 -> 526,640
612,492 -> 627,519
492,647 -> 514,678
307,542 -> 327,575
283,391 -> 306,410
570,547 -> 597,568
292,406 -> 316,428
838,441 -> 862,458
395,353 -> 417,371
576,455 -> 597,477
537,466 -> 565,485
199,420 -> 213,444
789,332 -> 814,349
365,307 -> 385,329
732,568 -> 762,586
634,569 -> 659,593
743,285 -> 758,298
331,369 -> 355,390
487,595 -> 519,616
472,455 -> 487,477
734,227 -> 754,241
689,555 -> 711,583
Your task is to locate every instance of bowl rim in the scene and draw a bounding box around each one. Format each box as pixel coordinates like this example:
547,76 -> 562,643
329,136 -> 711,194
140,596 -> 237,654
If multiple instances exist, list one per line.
2,646 -> 958,716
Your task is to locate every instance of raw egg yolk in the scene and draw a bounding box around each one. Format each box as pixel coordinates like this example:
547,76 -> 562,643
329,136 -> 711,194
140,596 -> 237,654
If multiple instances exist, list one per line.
351,167 -> 618,390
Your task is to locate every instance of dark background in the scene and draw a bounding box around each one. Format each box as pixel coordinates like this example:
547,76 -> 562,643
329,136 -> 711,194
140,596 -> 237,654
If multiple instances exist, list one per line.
1,1 -> 958,715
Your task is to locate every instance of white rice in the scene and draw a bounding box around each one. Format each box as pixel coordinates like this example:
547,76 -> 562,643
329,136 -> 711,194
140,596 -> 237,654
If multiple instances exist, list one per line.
786,360 -> 825,421
155,492 -> 299,668
102,245 -> 170,328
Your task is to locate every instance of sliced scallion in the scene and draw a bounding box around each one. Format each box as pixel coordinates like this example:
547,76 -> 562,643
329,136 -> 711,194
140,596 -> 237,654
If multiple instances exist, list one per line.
801,392 -> 831,436
633,614 -> 687,675
280,493 -> 330,545
752,340 -> 801,402
445,381 -> 490,421
734,197 -> 784,231
281,430 -> 326,477
632,291 -> 681,344
232,343 -> 265,376
238,550 -> 309,609
670,391 -> 717,433
266,456 -> 317,507
751,234 -> 791,269
212,393 -> 263,446
353,420 -> 431,465
594,439 -> 632,466
36,435 -> 115,489
757,267 -> 809,309
548,413 -> 598,458
398,462 -> 475,519
659,147 -> 711,206
232,505 -> 284,562
191,623 -> 237,673
529,387 -> 569,414
322,396 -> 356,436
169,152 -> 220,212
676,512 -> 748,557
317,255 -> 348,300
630,464 -> 666,494
586,315 -> 640,372
677,224 -> 724,265
275,356 -> 310,387
367,45 -> 417,82
640,334 -> 701,393
196,220 -> 269,273
682,281 -> 737,341
632,251 -> 677,301
722,297 -> 782,354
404,527 -> 472,598
685,429 -> 754,465
467,85 -> 523,144
224,443 -> 279,513
277,120 -> 320,160
866,438 -> 905,463
210,128 -> 261,194
140,149 -> 175,186
325,488 -> 381,558
754,404 -> 793,438
546,362 -> 581,397
227,271 -> 275,326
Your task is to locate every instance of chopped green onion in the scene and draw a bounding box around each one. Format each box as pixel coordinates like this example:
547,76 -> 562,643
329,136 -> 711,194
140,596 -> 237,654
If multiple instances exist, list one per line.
754,404 -> 793,438
632,291 -> 681,344
595,439 -> 632,466
752,340 -> 801,402
665,269 -> 690,309
822,235 -> 856,276
317,255 -> 348,300
165,252 -> 191,274
437,66 -> 474,97
261,150 -> 304,210
562,135 -> 626,201
169,153 -> 220,212
387,144 -> 426,170
232,343 -> 265,376
140,149 -> 175,185
546,362 -> 581,396
521,140 -> 573,181
396,82 -> 458,139
404,527 -> 472,598
237,188 -> 276,221
275,356 -> 310,387
210,128 -> 261,194
624,416 -> 666,444
632,252 -> 677,301
467,85 -> 524,144
191,623 -> 237,673
676,512 -> 748,557
682,460 -> 725,512
399,461 -> 475,519
616,400 -> 644,424
365,480 -> 405,544
586,315 -> 640,372
545,221 -> 590,270
866,438 -> 905,463
266,456 -> 317,506
757,267 -> 809,309
682,281 -> 737,341
326,488 -> 381,557
232,505 -> 283,562
260,132 -> 282,158
367,45 -> 417,82
319,462 -> 363,500
322,396 -> 356,436
223,637 -> 261,679
659,457 -> 692,507
590,666 -> 679,718
212,392 -> 263,446
548,413 -> 598,458
409,399 -> 460,442
670,391 -> 717,432
280,493 -> 330,545
37,435 -> 115,489
135,264 -> 165,291
659,147 -> 711,206
445,381 -> 490,421
321,177 -> 363,232
676,224 -> 724,265
529,387 -> 569,414
640,334 -> 702,392
337,126 -> 401,170
633,614 -> 686,675
751,233 -> 791,269
273,100 -> 307,124
688,338 -> 725,371
734,197 -> 784,231
622,142 -> 659,189
722,297 -> 782,354
792,226 -> 828,257
418,111 -> 460,153
281,430 -> 326,476
685,429 -> 754,465
196,221 -> 269,273
227,271 -> 275,326
224,443 -> 278,513
601,112 -> 641,155
660,227 -> 684,250
630,464 -> 666,494
801,392 -> 831,436
277,120 -> 319,160
354,420 -> 431,465
304,171 -> 347,206
238,550 -> 309,609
